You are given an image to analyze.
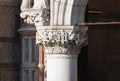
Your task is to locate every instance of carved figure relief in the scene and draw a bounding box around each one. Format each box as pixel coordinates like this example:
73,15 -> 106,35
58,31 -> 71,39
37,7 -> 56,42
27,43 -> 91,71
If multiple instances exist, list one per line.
21,0 -> 49,11
33,0 -> 48,9
21,0 -> 31,11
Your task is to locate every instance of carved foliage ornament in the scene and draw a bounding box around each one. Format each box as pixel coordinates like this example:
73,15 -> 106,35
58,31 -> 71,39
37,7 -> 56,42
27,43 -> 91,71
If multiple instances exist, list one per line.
44,45 -> 81,55
36,26 -> 88,55
20,9 -> 49,26
36,30 -> 87,55
36,30 -> 87,46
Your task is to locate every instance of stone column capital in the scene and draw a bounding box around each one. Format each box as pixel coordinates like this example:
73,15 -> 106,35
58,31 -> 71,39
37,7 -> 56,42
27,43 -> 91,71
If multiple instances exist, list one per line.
20,8 -> 50,26
36,26 -> 88,55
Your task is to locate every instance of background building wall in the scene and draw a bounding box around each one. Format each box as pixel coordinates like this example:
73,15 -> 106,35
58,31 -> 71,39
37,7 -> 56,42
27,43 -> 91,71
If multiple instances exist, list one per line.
88,26 -> 120,81
0,0 -> 20,81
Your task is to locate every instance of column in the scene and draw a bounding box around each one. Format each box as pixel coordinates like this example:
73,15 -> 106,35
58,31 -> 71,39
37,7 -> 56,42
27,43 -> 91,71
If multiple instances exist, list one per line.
36,26 -> 88,81
19,0 -> 88,81
46,47 -> 78,81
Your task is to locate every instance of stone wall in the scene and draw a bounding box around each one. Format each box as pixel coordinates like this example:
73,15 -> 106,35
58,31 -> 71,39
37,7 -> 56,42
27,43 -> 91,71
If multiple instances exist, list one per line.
0,0 -> 20,81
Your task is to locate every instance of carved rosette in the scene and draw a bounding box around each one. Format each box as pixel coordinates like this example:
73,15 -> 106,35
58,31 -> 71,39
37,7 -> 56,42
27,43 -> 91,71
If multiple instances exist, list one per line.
20,8 -> 49,26
36,26 -> 88,55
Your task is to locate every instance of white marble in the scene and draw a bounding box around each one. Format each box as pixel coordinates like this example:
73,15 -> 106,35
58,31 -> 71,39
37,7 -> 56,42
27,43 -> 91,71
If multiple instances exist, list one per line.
47,54 -> 78,81
21,0 -> 49,11
50,0 -> 89,25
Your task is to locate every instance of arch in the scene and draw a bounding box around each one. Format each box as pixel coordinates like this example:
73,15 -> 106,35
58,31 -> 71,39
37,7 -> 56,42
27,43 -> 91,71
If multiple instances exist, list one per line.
50,0 -> 89,26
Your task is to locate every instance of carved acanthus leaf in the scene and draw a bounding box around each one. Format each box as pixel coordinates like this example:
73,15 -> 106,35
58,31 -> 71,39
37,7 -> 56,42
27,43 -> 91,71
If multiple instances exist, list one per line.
44,45 -> 81,55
